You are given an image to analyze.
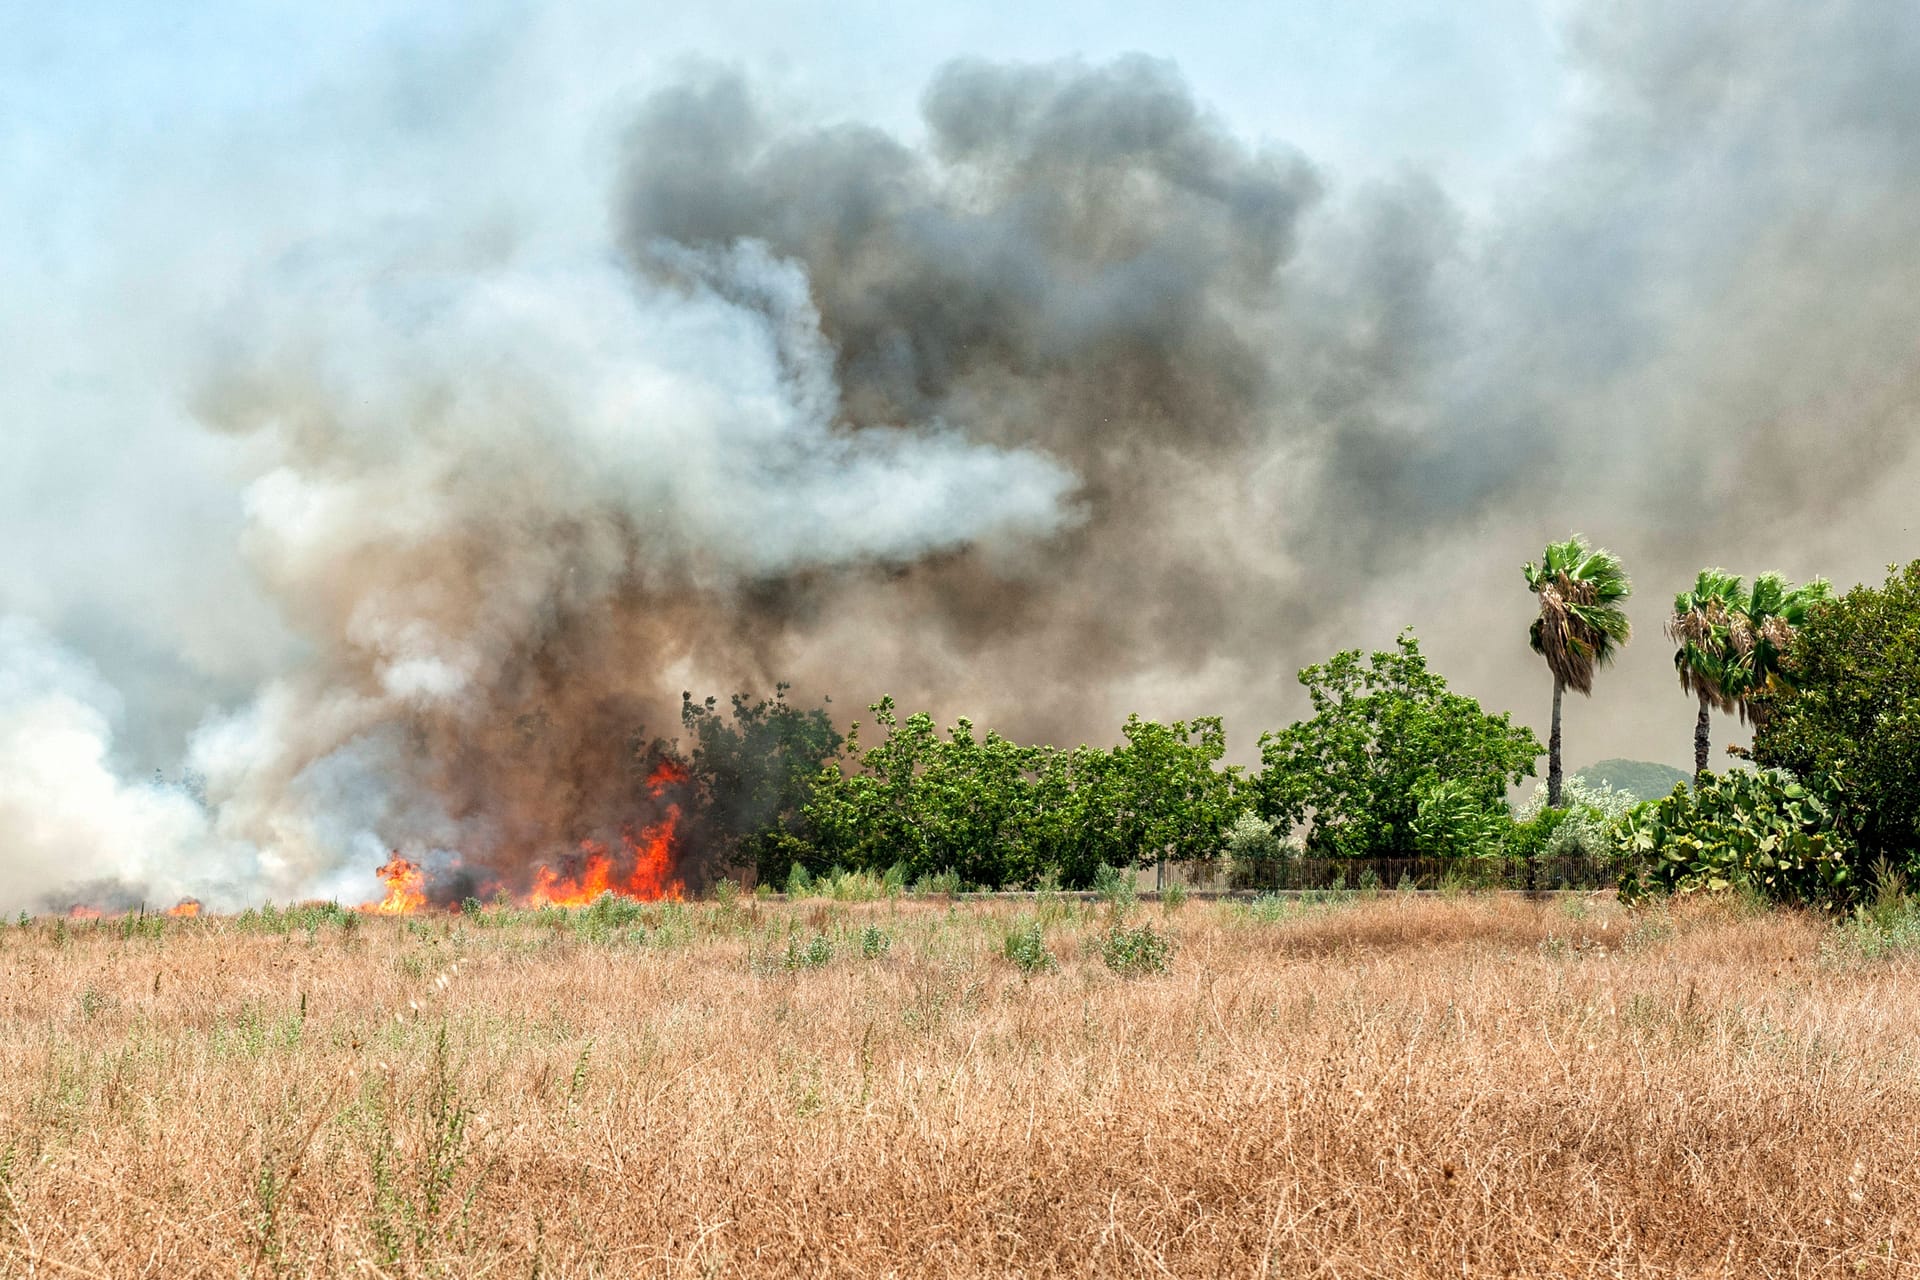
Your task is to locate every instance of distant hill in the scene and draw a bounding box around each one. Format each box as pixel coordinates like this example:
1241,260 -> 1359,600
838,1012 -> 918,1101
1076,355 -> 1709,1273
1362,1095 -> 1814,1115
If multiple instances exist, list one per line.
1573,759 -> 1690,801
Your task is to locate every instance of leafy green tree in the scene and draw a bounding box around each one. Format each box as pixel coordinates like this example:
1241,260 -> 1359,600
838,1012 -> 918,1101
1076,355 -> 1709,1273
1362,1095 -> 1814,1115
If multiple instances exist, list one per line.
802,702 -> 1239,888
1524,536 -> 1633,807
1255,631 -> 1542,858
801,699 -> 1058,888
1668,569 -> 1743,788
1755,561 -> 1920,873
679,686 -> 842,885
1081,715 -> 1241,875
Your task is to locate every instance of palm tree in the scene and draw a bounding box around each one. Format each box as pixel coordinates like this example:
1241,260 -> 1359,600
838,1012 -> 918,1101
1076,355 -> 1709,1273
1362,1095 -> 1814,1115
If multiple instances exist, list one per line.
1667,569 -> 1743,788
1668,570 -> 1833,785
1725,572 -> 1832,734
1525,536 -> 1634,808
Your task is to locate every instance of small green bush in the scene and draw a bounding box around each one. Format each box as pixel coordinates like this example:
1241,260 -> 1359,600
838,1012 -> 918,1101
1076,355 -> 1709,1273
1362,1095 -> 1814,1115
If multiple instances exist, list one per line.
782,934 -> 834,970
1409,778 -> 1505,859
1092,863 -> 1136,915
910,869 -> 961,897
857,924 -> 892,958
1002,918 -> 1057,975
1096,921 -> 1173,976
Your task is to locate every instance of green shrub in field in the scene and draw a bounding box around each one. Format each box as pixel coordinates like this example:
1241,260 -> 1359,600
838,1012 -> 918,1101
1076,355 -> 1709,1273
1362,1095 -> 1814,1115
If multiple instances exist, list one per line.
1092,862 -> 1136,915
1241,893 -> 1300,923
1615,768 -> 1851,906
782,933 -> 834,970
1002,918 -> 1056,975
1096,921 -> 1173,976
822,867 -> 887,902
857,924 -> 892,958
1513,776 -> 1638,863
1829,867 -> 1920,960
1409,778 -> 1506,860
574,891 -> 648,940
1223,810 -> 1280,863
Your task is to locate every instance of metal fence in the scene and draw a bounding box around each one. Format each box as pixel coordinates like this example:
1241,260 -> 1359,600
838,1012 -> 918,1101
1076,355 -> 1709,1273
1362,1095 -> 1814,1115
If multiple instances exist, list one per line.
1218,855 -> 1614,893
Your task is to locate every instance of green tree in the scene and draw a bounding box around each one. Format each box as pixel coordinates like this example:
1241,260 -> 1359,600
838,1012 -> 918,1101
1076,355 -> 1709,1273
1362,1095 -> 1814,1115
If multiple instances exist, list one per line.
1667,569 -> 1743,788
1524,536 -> 1633,807
1084,715 -> 1241,876
1255,631 -> 1542,858
801,700 -> 1057,888
679,686 -> 843,885
1726,572 -> 1832,732
802,702 -> 1240,889
1754,561 -> 1920,873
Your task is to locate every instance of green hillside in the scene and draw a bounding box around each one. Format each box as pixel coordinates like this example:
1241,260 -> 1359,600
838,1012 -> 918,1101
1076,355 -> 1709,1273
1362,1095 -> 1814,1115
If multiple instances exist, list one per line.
1573,758 -> 1690,801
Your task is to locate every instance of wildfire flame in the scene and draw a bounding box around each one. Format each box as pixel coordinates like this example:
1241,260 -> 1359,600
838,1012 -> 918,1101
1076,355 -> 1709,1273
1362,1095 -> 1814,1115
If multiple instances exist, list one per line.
525,760 -> 687,907
362,853 -> 427,915
356,760 -> 689,913
67,905 -> 103,920
646,758 -> 689,796
167,898 -> 202,918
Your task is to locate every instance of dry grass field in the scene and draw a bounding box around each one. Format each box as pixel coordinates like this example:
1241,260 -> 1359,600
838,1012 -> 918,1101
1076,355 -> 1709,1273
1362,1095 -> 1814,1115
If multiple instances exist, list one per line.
3,890 -> 1919,1278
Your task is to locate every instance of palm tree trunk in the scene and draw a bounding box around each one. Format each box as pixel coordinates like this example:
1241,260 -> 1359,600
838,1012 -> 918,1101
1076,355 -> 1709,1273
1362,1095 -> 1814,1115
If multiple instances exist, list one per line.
1548,677 -> 1565,809
1693,690 -> 1711,788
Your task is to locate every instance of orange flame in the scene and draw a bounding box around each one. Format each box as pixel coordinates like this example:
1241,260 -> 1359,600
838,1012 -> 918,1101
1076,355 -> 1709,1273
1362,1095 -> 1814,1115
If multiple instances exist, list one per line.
67,905 -> 104,920
361,853 -> 427,915
525,760 -> 686,907
167,898 -> 202,918
525,821 -> 684,908
646,758 -> 689,795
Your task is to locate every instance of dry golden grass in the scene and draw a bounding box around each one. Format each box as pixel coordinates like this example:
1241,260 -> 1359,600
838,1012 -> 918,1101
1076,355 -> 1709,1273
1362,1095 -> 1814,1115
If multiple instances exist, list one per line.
2,891 -> 1918,1278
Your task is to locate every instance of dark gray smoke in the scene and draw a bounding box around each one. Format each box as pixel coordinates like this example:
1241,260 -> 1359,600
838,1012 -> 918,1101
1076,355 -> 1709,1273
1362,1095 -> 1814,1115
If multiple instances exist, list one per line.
612,13 -> 1920,760
618,57 -> 1387,735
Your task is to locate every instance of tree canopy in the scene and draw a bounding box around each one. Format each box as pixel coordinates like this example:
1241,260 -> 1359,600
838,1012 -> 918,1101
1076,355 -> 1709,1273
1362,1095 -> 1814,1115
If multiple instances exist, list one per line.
1754,560 -> 1920,873
1253,631 -> 1542,858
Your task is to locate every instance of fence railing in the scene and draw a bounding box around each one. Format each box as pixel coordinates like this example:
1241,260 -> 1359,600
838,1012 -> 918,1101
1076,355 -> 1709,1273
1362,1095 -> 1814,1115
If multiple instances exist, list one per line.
1219,855 -> 1615,893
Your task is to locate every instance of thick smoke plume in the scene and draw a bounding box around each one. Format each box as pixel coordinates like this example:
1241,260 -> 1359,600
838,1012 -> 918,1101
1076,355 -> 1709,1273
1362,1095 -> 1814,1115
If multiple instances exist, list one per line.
177,245 -> 1070,906
3,0 -> 1918,911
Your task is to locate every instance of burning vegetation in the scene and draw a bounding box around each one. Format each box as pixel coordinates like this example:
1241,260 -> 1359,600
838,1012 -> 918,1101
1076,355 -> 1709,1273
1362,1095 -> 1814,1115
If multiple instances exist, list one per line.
361,853 -> 427,916
353,759 -> 690,914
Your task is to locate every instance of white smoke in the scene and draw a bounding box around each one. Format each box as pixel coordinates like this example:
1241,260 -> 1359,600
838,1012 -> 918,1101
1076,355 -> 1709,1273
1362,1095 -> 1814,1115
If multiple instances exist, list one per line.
0,618 -> 245,913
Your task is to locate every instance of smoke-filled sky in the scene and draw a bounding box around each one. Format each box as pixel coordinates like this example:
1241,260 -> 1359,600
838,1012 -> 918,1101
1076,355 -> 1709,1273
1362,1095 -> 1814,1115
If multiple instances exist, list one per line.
3,1 -> 1917,910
